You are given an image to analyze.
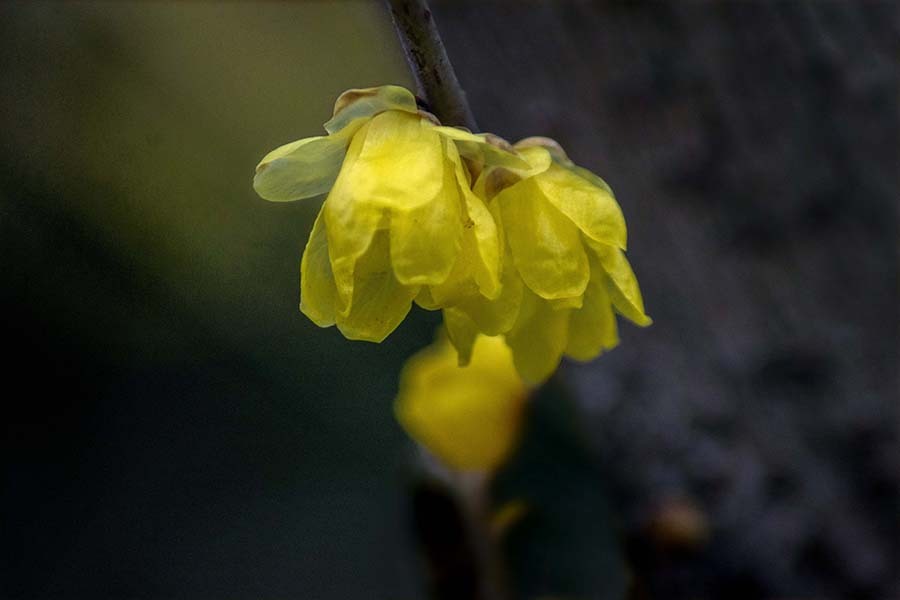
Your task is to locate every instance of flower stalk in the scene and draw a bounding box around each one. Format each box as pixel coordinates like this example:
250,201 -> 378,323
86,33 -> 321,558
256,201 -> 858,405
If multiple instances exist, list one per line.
454,471 -> 510,600
384,0 -> 478,131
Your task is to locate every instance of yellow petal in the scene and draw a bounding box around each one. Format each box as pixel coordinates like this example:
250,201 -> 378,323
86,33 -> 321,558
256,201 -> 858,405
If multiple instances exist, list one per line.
324,85 -> 418,135
422,217 -> 494,310
470,146 -> 553,203
514,136 -> 570,163
299,210 -> 338,327
506,291 -> 570,384
347,111 -> 445,211
498,178 -> 590,300
453,253 -> 524,335
589,241 -> 652,327
549,295 -> 583,310
535,163 -> 627,249
568,163 -> 614,196
335,230 -> 418,342
425,245 -> 480,307
389,140 -> 462,286
323,121 -> 385,306
513,138 -> 615,196
414,286 -> 441,311
452,142 -> 502,299
422,224 -> 500,309
565,265 -> 619,361
395,334 -> 526,471
515,145 -> 554,174
473,166 -> 523,202
433,126 -> 531,171
253,133 -> 350,202
409,140 -> 502,304
443,307 -> 478,365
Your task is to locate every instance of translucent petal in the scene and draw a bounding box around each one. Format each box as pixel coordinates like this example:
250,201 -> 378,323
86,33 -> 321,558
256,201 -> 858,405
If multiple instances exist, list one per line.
414,287 -> 441,311
512,138 -> 616,198
498,178 -> 590,300
453,255 -> 524,335
516,145 -> 554,174
470,146 -> 553,203
451,141 -> 501,299
473,166 -> 524,202
253,133 -> 350,202
514,137 -> 570,164
423,230 -> 496,309
506,291 -> 571,384
335,230 -> 418,342
389,145 -> 462,286
568,164 -> 614,196
395,334 -> 526,471
549,295 -> 583,310
324,85 -> 418,135
433,126 -> 531,171
342,111 -> 446,212
536,163 -> 627,249
588,241 -> 652,327
430,126 -> 484,143
426,243 -> 480,307
299,210 -> 338,327
408,140 -> 502,304
565,268 -> 619,361
323,121 -> 385,306
443,307 -> 479,365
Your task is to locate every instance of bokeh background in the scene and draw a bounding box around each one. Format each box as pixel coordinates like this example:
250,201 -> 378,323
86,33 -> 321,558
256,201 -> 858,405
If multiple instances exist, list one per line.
2,2 -> 897,599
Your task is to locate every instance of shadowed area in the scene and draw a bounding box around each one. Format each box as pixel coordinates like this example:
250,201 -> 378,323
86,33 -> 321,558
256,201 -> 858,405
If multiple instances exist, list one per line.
1,3 -> 427,598
433,2 -> 898,598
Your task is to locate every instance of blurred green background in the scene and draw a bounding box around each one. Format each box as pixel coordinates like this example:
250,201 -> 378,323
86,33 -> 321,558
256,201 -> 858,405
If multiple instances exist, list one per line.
1,2 -> 437,597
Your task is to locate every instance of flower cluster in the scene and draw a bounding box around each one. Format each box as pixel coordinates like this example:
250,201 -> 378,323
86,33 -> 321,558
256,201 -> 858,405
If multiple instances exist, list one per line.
254,86 -> 650,383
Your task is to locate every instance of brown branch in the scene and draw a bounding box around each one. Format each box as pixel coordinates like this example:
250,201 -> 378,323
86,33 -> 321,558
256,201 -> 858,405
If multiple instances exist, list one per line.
384,0 -> 479,131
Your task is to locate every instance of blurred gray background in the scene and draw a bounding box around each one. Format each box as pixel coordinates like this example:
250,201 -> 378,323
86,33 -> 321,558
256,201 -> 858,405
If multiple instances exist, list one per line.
2,2 -> 897,599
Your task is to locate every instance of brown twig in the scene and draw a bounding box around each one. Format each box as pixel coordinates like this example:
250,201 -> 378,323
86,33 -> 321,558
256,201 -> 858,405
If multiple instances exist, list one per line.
384,0 -> 479,131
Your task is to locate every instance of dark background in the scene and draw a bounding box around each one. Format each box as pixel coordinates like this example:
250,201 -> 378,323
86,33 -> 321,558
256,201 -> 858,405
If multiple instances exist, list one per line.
2,2 -> 897,599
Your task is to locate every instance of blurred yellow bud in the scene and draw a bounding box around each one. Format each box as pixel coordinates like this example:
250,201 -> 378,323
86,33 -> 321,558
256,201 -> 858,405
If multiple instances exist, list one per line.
395,333 -> 527,472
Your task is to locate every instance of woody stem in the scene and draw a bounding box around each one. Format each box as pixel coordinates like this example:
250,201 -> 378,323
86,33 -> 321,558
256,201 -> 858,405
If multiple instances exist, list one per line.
384,0 -> 479,131
454,471 -> 511,600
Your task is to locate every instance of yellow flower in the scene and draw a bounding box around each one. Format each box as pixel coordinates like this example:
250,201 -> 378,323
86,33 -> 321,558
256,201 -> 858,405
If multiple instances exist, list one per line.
254,86 -> 526,342
254,86 -> 650,382
395,332 -> 527,471
443,138 -> 651,383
